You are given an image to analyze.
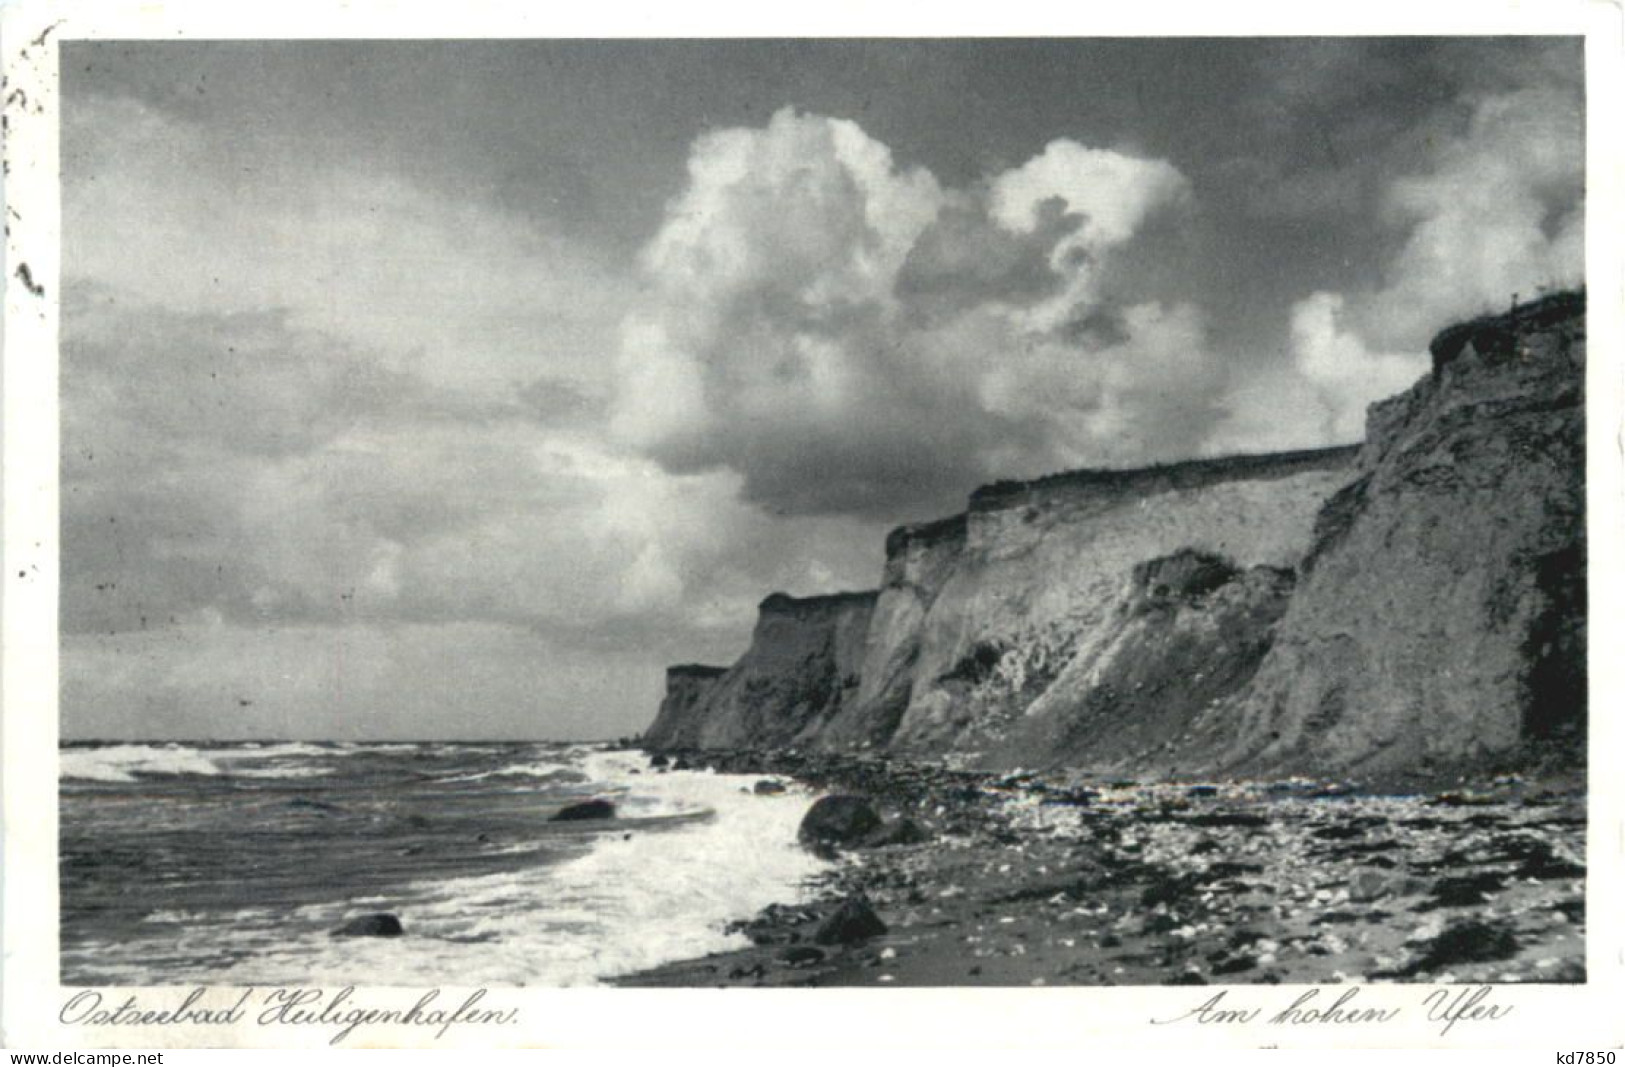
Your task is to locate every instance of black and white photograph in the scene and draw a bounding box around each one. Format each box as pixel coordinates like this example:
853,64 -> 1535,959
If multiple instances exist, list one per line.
2,2 -> 1620,1051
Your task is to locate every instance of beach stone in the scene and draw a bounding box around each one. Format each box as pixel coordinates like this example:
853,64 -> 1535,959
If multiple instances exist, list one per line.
1186,812 -> 1269,828
1040,788 -> 1098,807
1428,791 -> 1497,807
1141,870 -> 1203,908
331,913 -> 404,938
1408,919 -> 1519,974
1427,872 -> 1505,907
863,817 -> 927,847
814,895 -> 889,945
797,795 -> 883,850
754,779 -> 788,795
1212,954 -> 1258,975
1348,869 -> 1400,902
552,799 -> 616,822
1499,835 -> 1586,879
780,945 -> 826,967
727,903 -> 819,946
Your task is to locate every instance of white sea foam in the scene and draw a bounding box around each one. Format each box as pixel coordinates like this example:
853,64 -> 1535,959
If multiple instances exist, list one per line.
61,744 -> 226,782
227,742 -> 335,761
432,761 -> 575,784
229,763 -> 332,780
197,750 -> 829,987
60,742 -> 345,782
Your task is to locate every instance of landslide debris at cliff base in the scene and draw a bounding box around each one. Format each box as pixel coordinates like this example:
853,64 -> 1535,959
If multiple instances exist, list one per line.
991,549 -> 1298,772
614,753 -> 1585,988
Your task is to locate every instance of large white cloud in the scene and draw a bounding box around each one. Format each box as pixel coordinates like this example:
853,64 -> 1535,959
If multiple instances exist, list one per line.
1219,85 -> 1584,450
1283,292 -> 1429,443
612,108 -> 1214,517
990,139 -> 1191,333
1369,86 -> 1584,347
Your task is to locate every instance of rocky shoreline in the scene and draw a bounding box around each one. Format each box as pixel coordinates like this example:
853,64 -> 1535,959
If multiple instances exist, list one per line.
614,752 -> 1586,988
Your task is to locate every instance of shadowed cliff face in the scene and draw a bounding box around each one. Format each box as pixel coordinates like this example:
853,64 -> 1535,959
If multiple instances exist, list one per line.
1203,291 -> 1586,779
817,515 -> 968,750
643,665 -> 729,749
646,592 -> 877,750
646,293 -> 1586,785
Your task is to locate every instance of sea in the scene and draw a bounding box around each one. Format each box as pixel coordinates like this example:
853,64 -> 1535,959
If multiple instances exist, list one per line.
59,741 -> 827,987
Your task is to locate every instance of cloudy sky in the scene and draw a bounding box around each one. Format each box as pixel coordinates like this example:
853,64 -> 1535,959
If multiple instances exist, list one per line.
59,38 -> 1584,740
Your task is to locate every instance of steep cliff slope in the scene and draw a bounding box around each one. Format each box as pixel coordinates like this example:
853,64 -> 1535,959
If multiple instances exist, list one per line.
645,592 -> 876,750
991,549 -> 1298,771
1199,291 -> 1587,779
878,449 -> 1358,757
814,515 -> 967,750
642,665 -> 729,749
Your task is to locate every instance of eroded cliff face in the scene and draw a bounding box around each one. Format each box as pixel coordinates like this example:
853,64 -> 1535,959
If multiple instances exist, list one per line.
642,665 -> 729,749
645,448 -> 1355,759
646,592 -> 877,750
1199,292 -> 1586,779
991,550 -> 1298,772
815,515 -> 967,750
646,293 -> 1586,783
877,449 -> 1357,758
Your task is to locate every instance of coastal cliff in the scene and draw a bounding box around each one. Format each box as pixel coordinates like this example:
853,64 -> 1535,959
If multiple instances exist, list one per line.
1203,291 -> 1587,779
877,447 -> 1357,759
646,293 -> 1587,783
643,592 -> 877,750
642,665 -> 729,749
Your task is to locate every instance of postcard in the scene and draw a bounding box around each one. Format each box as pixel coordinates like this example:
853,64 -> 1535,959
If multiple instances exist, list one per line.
4,0 -> 1621,1051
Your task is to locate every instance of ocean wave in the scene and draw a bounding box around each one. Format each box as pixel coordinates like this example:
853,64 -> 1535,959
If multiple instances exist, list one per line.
61,742 -> 339,782
61,744 -> 226,782
174,752 -> 828,987
231,764 -> 332,780
232,742 -> 335,760
433,761 -> 578,784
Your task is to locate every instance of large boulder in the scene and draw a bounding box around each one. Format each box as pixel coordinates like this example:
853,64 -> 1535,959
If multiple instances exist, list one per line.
863,817 -> 927,847
552,798 -> 616,822
814,895 -> 888,945
331,913 -> 404,938
797,795 -> 882,849
1403,919 -> 1520,976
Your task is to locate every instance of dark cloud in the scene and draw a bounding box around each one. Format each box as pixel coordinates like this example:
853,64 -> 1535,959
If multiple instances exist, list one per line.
63,284 -> 419,460
519,376 -> 608,425
1058,307 -> 1132,350
895,196 -> 1075,321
